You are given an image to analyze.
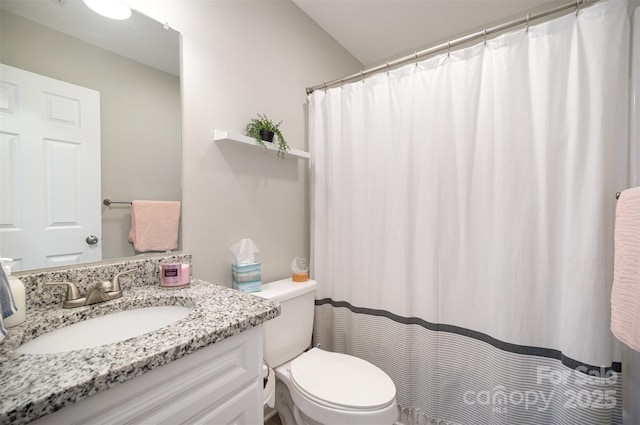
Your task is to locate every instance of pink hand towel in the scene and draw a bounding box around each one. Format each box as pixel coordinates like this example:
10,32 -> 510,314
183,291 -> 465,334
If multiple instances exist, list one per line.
128,200 -> 181,253
611,187 -> 640,351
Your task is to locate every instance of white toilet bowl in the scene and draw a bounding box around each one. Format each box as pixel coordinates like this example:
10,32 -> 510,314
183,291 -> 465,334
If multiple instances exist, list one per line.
272,348 -> 397,425
254,279 -> 397,425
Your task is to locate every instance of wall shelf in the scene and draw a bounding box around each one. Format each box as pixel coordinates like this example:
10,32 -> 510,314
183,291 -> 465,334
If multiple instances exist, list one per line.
213,129 -> 310,160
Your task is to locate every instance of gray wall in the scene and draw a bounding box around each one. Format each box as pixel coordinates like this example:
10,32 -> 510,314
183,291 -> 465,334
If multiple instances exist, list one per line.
126,0 -> 362,286
0,11 -> 182,261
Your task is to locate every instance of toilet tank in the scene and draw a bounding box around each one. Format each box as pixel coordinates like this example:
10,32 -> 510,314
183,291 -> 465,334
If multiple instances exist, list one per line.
253,279 -> 317,368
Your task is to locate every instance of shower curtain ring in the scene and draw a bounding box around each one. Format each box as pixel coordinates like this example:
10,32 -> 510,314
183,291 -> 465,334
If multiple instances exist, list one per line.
447,41 -> 451,57
360,70 -> 365,83
575,0 -> 579,16
526,14 -> 530,32
386,62 -> 390,76
339,78 -> 344,89
483,29 -> 487,46
414,52 -> 419,67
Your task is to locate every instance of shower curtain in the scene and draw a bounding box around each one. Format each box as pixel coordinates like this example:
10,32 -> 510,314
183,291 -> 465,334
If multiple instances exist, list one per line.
309,1 -> 630,424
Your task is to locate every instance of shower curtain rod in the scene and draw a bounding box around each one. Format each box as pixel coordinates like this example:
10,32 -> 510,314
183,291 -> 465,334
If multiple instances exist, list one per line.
306,0 -> 593,95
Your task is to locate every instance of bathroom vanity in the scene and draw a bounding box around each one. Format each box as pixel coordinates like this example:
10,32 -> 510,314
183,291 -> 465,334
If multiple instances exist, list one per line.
0,254 -> 279,425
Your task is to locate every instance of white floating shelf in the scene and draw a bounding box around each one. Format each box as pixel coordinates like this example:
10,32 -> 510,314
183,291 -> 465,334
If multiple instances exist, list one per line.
213,129 -> 310,160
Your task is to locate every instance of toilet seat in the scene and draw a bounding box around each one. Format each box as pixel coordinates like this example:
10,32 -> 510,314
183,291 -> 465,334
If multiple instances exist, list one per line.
289,348 -> 396,411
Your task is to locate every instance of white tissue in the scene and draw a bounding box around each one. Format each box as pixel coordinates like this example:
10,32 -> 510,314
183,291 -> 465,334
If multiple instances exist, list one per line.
229,239 -> 260,264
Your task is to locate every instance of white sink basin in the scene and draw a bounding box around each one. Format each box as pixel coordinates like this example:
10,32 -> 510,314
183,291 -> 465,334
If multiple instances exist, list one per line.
17,306 -> 193,354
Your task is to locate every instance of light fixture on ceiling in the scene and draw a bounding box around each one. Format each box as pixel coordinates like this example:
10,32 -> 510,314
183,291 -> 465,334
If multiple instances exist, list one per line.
83,0 -> 132,20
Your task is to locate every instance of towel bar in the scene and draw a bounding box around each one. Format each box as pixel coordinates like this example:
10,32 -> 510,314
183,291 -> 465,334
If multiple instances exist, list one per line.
103,199 -> 131,206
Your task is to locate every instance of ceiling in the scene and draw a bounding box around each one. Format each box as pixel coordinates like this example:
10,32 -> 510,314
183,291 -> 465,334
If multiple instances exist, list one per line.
293,0 -> 561,67
0,0 -> 180,76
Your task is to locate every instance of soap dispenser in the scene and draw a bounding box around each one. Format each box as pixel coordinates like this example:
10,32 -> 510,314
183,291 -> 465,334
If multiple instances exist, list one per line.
1,258 -> 25,327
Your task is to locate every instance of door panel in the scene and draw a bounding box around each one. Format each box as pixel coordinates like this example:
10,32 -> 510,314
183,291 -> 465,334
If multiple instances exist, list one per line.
0,64 -> 101,270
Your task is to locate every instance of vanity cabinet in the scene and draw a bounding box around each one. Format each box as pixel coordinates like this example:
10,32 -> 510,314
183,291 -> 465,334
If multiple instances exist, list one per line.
31,326 -> 264,425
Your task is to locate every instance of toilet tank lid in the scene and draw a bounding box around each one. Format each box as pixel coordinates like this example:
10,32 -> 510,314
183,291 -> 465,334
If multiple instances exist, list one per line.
252,279 -> 317,302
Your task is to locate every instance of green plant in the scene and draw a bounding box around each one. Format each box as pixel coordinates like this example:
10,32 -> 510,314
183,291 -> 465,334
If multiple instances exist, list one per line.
245,113 -> 290,158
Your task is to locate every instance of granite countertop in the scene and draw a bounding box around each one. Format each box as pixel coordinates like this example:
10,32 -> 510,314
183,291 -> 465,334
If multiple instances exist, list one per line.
0,279 -> 279,425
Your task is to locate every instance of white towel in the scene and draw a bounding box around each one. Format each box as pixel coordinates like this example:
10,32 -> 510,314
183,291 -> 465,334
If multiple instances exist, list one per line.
611,186 -> 640,351
128,200 -> 181,253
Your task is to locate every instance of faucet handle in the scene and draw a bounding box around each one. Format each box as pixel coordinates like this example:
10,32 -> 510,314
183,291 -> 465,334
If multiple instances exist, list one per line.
111,269 -> 135,292
43,281 -> 86,308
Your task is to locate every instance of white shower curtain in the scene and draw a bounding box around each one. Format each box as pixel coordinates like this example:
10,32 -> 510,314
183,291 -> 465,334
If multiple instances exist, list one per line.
310,1 -> 630,424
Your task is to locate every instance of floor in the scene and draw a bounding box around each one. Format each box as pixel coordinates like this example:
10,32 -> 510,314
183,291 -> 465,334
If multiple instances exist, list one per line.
265,412 -> 282,425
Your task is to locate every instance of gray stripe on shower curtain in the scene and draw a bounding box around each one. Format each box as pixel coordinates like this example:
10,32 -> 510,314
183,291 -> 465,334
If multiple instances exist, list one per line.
313,302 -> 622,425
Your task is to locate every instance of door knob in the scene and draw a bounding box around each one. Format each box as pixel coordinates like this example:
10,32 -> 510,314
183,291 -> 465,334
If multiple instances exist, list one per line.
86,235 -> 99,245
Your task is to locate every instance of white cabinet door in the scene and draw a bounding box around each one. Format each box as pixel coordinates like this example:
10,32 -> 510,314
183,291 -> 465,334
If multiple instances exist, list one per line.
0,64 -> 101,270
29,326 -> 264,425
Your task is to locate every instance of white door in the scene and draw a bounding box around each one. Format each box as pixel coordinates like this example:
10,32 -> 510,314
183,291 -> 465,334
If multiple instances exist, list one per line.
0,64 -> 101,271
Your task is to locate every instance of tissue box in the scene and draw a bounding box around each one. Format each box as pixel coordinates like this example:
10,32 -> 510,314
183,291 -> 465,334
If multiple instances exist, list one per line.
232,262 -> 261,293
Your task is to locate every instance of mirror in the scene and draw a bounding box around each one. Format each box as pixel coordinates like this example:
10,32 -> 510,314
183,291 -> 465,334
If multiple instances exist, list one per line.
0,1 -> 181,272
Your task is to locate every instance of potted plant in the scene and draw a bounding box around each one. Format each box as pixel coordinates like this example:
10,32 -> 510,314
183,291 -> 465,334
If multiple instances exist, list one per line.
245,113 -> 290,158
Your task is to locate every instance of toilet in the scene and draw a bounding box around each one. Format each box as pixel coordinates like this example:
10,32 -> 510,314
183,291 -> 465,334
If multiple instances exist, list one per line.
254,279 -> 397,425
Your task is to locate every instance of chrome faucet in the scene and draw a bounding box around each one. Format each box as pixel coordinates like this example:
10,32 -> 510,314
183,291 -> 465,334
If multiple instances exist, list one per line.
45,270 -> 135,309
